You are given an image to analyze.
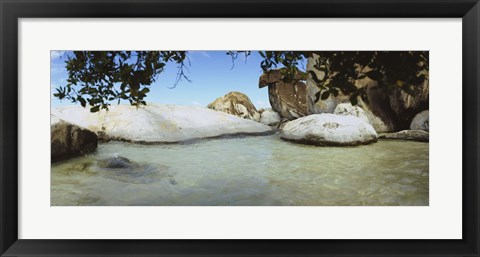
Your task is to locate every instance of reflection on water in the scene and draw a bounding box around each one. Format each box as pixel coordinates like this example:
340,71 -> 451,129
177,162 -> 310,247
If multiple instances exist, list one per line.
51,135 -> 428,206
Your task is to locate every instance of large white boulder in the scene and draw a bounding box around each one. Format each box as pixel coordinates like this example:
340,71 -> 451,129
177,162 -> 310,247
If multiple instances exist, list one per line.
280,114 -> 378,146
410,110 -> 429,131
51,114 -> 98,162
259,108 -> 282,126
52,104 -> 273,143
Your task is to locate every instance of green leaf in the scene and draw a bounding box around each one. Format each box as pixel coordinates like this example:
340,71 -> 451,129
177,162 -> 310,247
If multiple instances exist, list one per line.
78,97 -> 87,107
314,92 -> 321,103
307,70 -> 323,84
366,70 -> 383,81
90,105 -> 100,113
331,88 -> 339,97
140,87 -> 150,94
349,92 -> 359,106
321,91 -> 330,100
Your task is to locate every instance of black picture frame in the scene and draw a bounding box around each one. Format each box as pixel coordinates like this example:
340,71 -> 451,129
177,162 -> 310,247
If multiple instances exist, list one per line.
1,0 -> 479,256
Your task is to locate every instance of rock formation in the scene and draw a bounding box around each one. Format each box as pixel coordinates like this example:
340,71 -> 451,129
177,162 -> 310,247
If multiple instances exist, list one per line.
52,104 -> 273,144
280,114 -> 378,146
333,103 -> 370,124
379,130 -> 429,142
390,81 -> 429,128
96,156 -> 171,184
305,53 -> 428,132
51,115 -> 98,162
259,69 -> 308,120
207,91 -> 260,121
410,110 -> 429,131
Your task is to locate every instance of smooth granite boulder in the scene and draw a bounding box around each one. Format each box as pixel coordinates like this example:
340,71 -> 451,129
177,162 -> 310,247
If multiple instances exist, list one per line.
52,104 -> 273,143
280,114 -> 378,146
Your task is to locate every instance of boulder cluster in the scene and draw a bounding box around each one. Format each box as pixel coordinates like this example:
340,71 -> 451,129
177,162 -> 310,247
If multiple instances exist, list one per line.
51,104 -> 273,162
51,58 -> 429,161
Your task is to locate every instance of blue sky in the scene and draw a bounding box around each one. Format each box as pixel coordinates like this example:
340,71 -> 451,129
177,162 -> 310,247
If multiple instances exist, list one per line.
50,51 -> 300,109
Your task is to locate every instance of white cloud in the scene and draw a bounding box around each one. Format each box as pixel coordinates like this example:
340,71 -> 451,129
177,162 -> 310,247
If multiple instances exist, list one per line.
191,101 -> 203,106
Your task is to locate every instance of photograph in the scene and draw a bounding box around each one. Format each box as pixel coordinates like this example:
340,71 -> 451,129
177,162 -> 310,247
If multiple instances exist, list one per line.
50,50 -> 429,206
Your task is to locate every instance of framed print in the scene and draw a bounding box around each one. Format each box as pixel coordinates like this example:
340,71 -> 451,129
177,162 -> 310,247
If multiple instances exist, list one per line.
1,0 -> 479,256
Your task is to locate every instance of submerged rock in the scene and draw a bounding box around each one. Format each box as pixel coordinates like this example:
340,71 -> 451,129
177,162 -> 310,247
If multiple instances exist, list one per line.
51,115 -> 98,162
96,156 -> 171,184
98,156 -> 136,170
379,130 -> 429,142
207,91 -> 260,121
280,114 -> 378,146
52,104 -> 273,143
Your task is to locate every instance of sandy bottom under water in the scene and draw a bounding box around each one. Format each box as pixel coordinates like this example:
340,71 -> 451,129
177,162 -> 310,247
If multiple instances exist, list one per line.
51,135 -> 429,206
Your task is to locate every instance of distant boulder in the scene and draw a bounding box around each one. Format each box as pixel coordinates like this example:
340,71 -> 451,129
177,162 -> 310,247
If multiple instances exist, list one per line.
207,91 -> 260,121
280,114 -> 378,146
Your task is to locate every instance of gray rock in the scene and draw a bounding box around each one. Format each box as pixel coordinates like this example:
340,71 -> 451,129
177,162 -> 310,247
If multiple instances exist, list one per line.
280,114 -> 378,146
379,130 -> 429,142
410,110 -> 429,131
389,78 -> 429,128
99,156 -> 135,170
96,156 -> 170,184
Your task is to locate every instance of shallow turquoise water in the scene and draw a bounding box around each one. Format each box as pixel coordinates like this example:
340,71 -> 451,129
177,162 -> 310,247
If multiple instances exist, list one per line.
51,135 -> 429,206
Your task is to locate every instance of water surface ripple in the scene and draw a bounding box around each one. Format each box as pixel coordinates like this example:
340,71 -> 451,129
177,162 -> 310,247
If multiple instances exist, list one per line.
51,135 -> 429,206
